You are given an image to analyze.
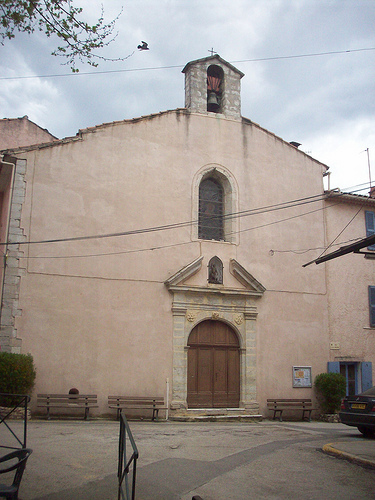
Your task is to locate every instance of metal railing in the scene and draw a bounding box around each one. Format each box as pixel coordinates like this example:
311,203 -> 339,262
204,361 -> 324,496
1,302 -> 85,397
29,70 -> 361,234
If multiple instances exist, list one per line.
118,413 -> 139,500
0,393 -> 30,450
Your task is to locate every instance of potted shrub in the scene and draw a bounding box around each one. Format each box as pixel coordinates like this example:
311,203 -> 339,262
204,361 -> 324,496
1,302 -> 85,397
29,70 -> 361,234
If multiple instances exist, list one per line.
314,372 -> 346,421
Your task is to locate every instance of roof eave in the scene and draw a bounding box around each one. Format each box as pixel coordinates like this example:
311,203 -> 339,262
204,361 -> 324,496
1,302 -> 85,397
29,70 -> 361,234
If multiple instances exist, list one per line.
182,55 -> 245,78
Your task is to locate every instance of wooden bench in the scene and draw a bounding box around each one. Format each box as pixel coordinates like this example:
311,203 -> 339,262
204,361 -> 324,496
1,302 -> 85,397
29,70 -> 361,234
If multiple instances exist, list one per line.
37,394 -> 98,420
267,398 -> 313,422
108,396 -> 166,421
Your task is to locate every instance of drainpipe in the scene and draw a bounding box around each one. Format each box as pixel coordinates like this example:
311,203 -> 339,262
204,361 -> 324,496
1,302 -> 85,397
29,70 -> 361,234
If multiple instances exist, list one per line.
323,171 -> 331,191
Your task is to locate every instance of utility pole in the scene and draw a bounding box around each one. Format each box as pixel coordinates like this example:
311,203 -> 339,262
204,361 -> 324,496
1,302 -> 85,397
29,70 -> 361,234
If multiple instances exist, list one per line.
367,148 -> 372,190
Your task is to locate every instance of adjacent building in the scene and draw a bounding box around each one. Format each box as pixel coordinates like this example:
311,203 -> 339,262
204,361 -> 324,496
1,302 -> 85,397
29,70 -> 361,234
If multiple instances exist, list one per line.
0,116 -> 57,151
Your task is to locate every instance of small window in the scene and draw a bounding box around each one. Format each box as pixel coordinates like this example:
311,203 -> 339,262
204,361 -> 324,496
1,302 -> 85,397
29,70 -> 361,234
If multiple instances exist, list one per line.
365,211 -> 375,250
199,178 -> 224,241
369,286 -> 375,327
208,256 -> 223,284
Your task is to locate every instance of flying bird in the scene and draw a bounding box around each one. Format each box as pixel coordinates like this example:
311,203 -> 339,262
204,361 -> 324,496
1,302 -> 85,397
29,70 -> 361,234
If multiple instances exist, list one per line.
138,41 -> 149,50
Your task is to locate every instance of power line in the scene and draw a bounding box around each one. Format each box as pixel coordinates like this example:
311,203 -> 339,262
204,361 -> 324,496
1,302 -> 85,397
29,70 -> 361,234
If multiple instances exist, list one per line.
233,201 -> 341,236
5,187 -> 370,248
20,199 -> 353,261
316,204 -> 364,261
232,47 -> 375,64
1,191 -> 332,247
25,240 -> 194,259
22,202 -> 332,260
272,237 -> 363,256
16,189 -> 370,260
1,47 -> 374,81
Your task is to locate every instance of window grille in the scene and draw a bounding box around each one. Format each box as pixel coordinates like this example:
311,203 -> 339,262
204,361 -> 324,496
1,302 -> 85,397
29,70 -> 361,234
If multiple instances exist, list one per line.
199,178 -> 224,241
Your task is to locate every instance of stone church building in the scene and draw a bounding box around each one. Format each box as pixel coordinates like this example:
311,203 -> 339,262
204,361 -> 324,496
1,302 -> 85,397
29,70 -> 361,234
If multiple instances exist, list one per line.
1,55 -> 374,418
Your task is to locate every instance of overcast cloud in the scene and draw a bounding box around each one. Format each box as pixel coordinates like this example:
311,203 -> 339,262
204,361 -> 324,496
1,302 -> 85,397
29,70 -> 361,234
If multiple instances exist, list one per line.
1,0 -> 374,191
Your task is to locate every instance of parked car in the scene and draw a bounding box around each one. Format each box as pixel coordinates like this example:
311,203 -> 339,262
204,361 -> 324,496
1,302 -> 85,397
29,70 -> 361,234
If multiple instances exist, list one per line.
339,386 -> 375,437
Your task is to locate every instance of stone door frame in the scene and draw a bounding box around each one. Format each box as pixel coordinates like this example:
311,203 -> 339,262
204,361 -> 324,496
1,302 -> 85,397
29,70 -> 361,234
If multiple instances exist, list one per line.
165,257 -> 265,415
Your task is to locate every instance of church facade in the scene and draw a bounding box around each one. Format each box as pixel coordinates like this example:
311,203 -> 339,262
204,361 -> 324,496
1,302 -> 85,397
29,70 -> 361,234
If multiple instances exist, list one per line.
1,55 -> 373,417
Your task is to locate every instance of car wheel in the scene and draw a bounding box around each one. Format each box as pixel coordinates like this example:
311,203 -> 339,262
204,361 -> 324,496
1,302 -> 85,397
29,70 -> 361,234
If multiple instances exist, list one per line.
357,426 -> 375,438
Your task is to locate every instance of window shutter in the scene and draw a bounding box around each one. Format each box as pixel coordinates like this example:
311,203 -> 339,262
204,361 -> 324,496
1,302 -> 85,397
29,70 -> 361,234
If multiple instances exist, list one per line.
327,362 -> 340,373
361,362 -> 373,392
369,286 -> 375,327
365,211 -> 375,250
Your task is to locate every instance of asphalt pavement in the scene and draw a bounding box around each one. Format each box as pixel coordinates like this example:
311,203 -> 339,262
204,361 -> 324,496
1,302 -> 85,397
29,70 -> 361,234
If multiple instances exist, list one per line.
1,418 -> 374,499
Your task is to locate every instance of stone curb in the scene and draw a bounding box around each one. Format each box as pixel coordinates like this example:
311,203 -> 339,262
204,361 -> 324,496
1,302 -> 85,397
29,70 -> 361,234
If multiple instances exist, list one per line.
322,443 -> 375,470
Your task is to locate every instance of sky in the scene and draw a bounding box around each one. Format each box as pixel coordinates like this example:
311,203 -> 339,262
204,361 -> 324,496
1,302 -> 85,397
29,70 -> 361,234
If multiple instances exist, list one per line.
1,0 -> 374,193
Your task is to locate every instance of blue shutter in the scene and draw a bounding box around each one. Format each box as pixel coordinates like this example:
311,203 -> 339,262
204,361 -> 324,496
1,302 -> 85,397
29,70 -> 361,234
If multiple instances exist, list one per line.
365,211 -> 375,250
361,362 -> 373,392
327,362 -> 340,373
369,286 -> 375,327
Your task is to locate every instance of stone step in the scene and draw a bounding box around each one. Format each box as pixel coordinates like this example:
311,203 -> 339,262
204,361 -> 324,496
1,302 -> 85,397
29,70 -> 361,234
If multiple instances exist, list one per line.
169,409 -> 263,422
170,414 -> 263,422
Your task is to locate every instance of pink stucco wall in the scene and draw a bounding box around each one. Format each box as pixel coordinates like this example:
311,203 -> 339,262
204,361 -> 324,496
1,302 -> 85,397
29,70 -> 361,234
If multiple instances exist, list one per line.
0,116 -> 57,150
8,110 -> 333,416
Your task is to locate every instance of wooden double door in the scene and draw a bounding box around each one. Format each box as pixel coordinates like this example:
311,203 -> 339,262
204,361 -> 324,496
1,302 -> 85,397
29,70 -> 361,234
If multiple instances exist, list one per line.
187,320 -> 240,408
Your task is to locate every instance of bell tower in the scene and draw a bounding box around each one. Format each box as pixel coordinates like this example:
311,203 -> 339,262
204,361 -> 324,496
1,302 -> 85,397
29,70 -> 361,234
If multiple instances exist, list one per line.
182,55 -> 244,120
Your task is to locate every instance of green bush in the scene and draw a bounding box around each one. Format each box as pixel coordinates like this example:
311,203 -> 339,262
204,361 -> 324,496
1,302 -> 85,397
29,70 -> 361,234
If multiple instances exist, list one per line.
0,352 -> 36,406
314,372 -> 346,414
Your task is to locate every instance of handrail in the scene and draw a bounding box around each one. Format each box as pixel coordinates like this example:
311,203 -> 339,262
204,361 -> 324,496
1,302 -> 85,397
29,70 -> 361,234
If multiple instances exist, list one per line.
118,413 -> 139,500
0,393 -> 30,450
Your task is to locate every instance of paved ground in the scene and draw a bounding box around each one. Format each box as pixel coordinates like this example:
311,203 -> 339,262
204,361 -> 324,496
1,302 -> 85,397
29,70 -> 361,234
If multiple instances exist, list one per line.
1,418 -> 375,499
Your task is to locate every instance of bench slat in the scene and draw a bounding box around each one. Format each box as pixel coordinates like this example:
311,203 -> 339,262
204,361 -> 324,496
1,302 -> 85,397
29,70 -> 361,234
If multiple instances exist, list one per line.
108,396 -> 164,401
37,394 -> 98,420
267,403 -> 312,408
37,399 -> 98,404
37,402 -> 98,406
266,399 -> 312,403
267,398 -> 314,422
108,395 -> 165,421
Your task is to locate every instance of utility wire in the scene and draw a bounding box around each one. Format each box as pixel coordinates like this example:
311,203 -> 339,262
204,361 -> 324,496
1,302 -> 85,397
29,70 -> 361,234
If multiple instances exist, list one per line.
272,237 -> 363,255
3,186 -> 371,248
232,47 -> 375,64
0,191 -> 333,247
18,191 -> 369,260
20,200 -> 358,261
315,204 -> 364,260
232,201 -> 341,236
22,203 -> 333,260
1,47 -> 374,81
25,240 -> 194,259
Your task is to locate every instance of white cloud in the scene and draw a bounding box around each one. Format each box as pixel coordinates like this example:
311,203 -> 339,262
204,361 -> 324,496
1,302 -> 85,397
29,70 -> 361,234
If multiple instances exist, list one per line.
305,118 -> 375,191
0,0 -> 374,191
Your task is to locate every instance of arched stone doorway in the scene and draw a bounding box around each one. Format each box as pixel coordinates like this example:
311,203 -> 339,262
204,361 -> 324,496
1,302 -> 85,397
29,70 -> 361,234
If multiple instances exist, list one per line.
187,320 -> 240,408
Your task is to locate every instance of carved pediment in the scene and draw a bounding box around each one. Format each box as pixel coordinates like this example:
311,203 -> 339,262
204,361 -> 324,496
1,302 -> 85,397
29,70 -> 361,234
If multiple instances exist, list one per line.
229,259 -> 266,294
164,257 -> 203,287
164,257 -> 265,297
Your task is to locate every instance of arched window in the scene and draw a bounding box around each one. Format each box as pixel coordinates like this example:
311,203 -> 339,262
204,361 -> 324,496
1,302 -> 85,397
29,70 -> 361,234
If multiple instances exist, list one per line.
208,256 -> 223,284
199,178 -> 224,241
192,165 -> 238,244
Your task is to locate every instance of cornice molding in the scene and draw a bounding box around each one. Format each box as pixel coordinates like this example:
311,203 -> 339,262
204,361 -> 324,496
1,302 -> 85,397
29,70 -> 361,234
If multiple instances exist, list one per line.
164,257 -> 203,287
230,259 -> 266,294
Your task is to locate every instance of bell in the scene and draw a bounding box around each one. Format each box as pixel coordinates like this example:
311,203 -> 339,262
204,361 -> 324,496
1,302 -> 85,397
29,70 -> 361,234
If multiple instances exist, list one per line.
207,91 -> 220,112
